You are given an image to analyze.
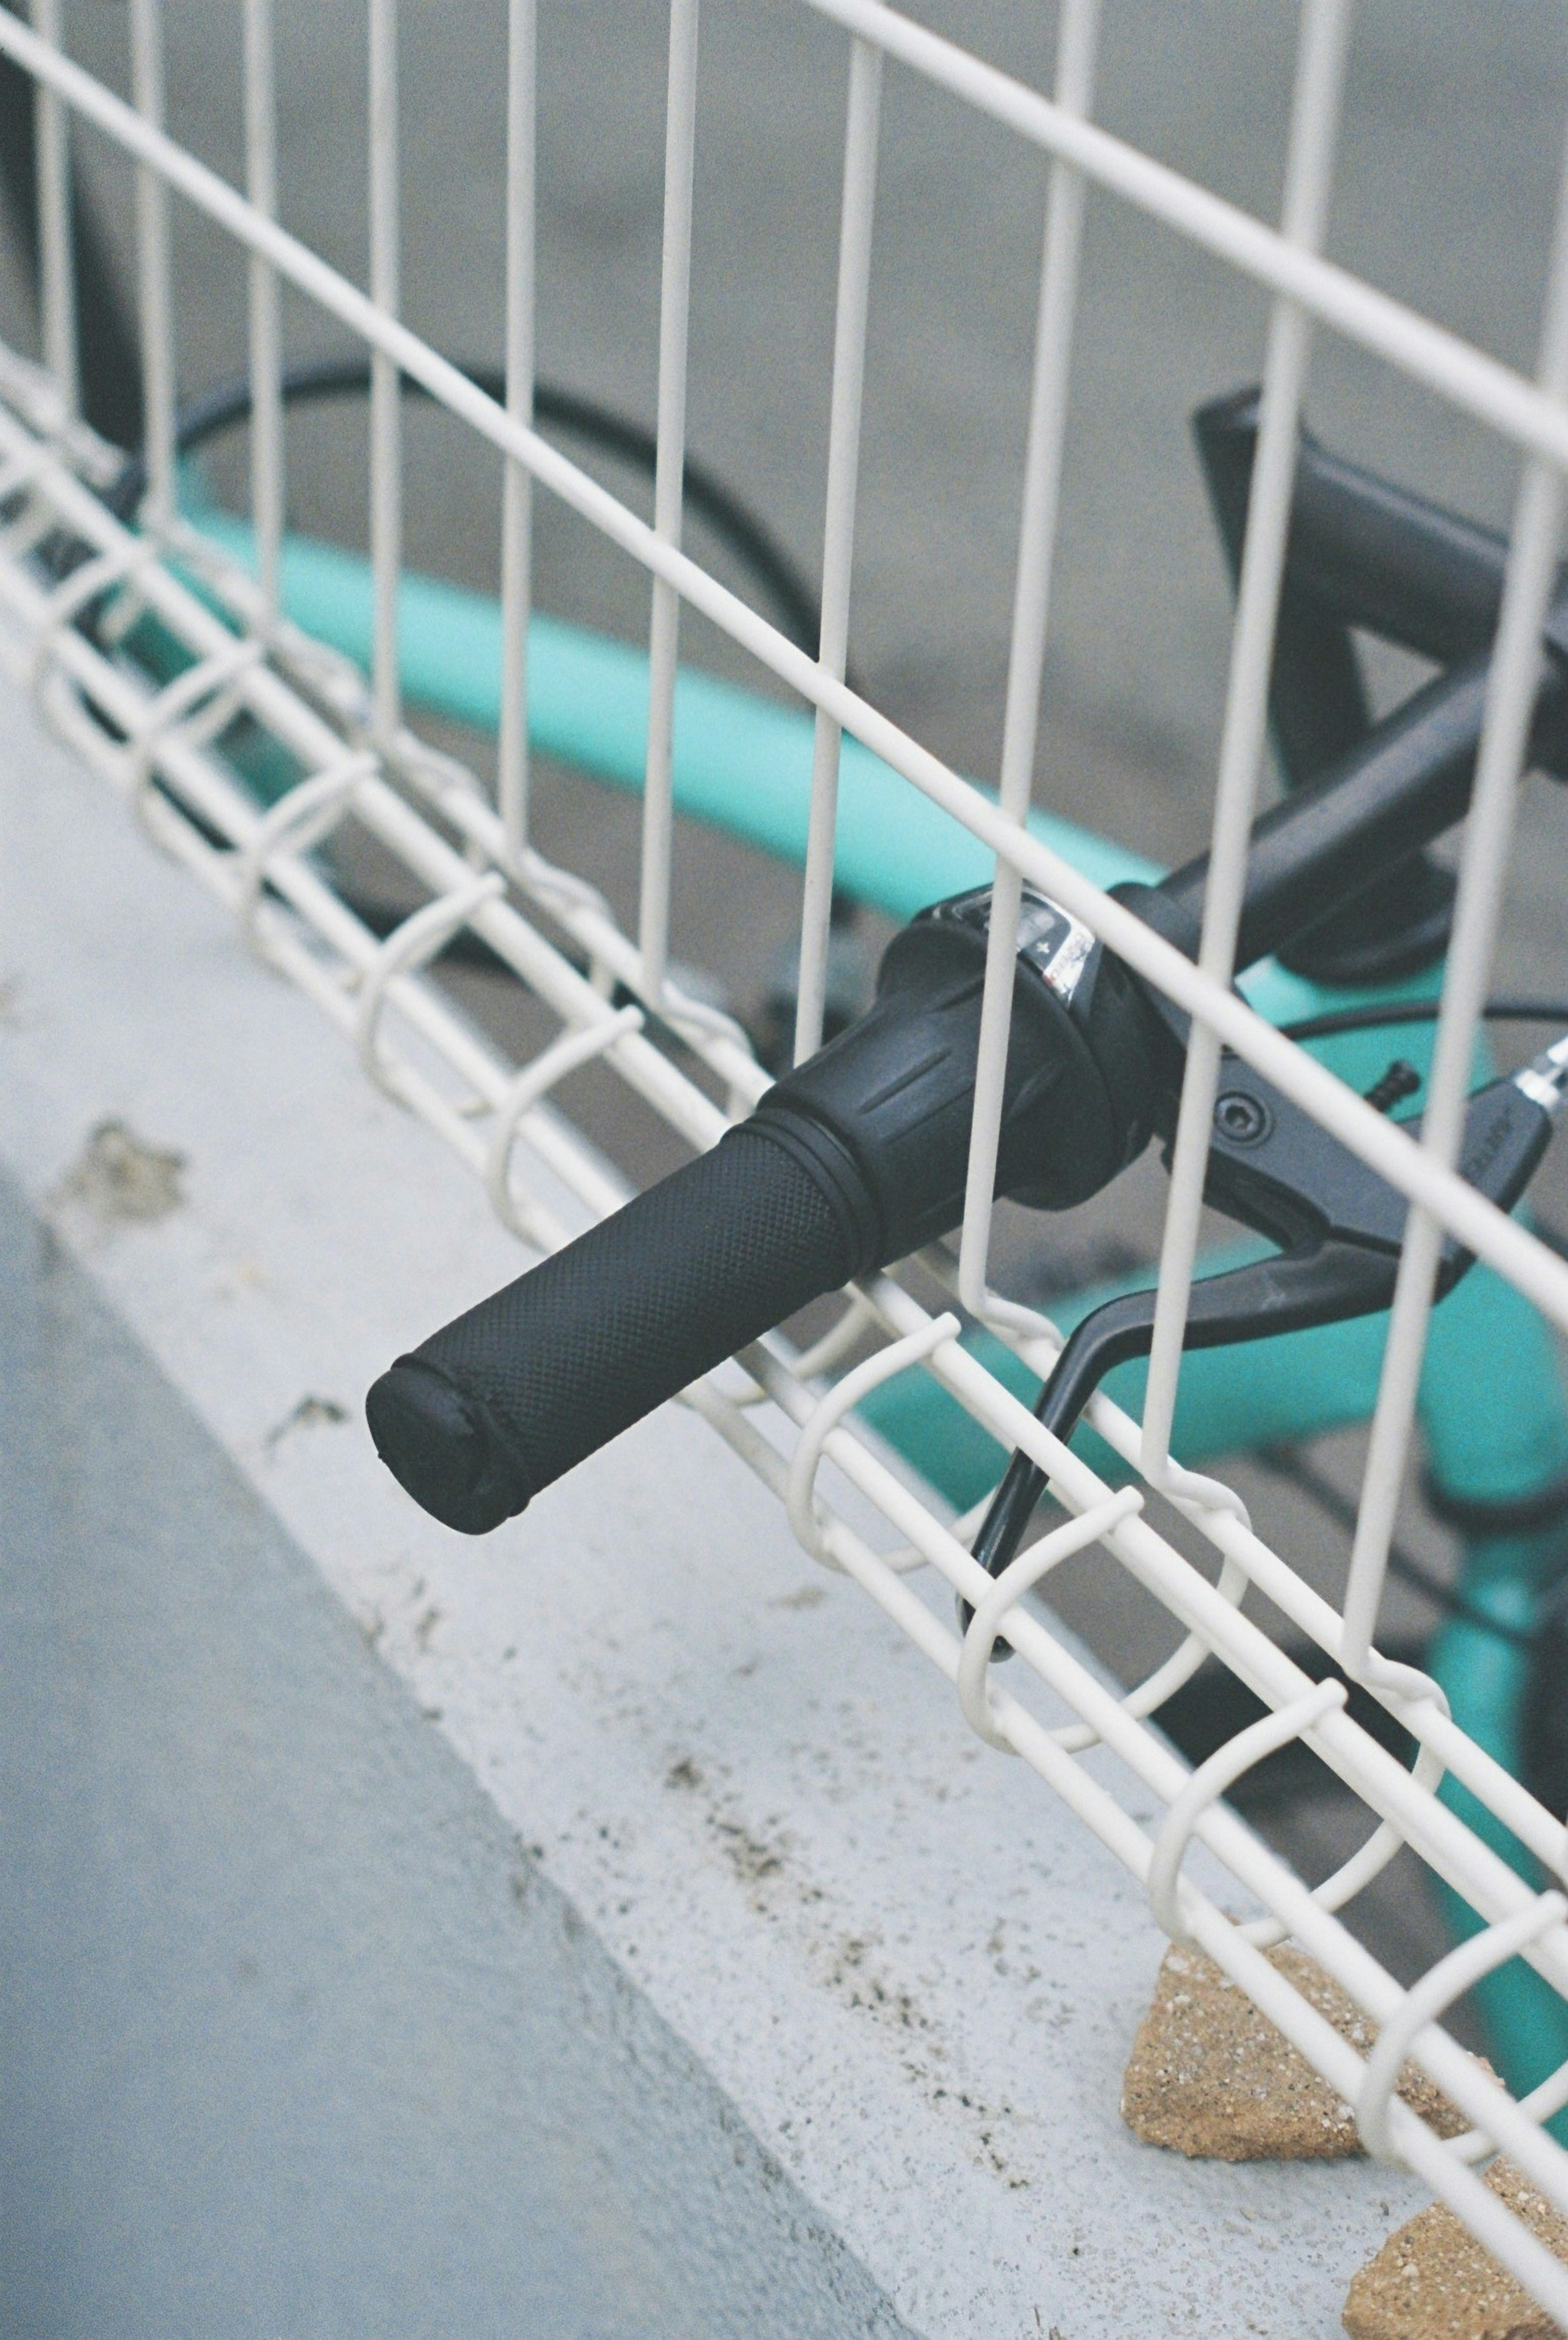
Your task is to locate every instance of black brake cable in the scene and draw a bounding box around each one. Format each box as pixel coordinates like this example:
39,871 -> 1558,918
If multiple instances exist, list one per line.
104,354 -> 847,678
1281,998 -> 1568,1044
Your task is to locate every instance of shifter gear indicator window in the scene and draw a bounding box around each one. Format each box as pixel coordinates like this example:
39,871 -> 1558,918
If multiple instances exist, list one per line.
924,884 -> 1098,1004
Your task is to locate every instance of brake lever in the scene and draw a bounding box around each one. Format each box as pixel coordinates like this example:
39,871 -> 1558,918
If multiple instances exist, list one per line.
967,1030 -> 1568,1594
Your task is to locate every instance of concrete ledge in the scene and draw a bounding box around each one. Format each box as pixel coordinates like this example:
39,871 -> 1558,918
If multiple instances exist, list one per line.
0,679 -> 1427,2336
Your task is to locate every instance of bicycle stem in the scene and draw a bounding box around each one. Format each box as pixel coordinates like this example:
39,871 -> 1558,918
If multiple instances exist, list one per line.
1158,642 -> 1564,973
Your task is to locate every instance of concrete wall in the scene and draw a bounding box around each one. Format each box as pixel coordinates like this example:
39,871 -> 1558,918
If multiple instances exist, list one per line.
0,1171 -> 909,2339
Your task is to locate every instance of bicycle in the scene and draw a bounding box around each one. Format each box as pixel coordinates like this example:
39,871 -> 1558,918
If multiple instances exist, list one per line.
8,0 -> 1568,2317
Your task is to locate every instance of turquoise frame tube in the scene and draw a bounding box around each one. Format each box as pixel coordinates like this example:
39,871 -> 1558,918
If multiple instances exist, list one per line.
197,510 -> 1568,2102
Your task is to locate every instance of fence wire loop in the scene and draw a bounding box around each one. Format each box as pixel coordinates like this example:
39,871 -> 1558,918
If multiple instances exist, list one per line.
1147,1450 -> 1253,1532
727,1291 -> 881,1411
1244,1728 -> 1447,1951
1346,1642 -> 1454,1718
786,1312 -> 962,1570
27,536 -> 157,692
0,443 -> 51,506
125,636 -> 266,826
1147,1677 -> 1348,1947
1051,1550 -> 1252,1758
958,1486 -> 1144,1751
355,870 -> 506,1102
231,752 -> 379,954
484,1002 -> 644,1240
1357,1892 -> 1568,2164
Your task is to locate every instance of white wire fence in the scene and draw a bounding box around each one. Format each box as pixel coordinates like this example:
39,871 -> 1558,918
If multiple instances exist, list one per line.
5,0 -> 1568,2310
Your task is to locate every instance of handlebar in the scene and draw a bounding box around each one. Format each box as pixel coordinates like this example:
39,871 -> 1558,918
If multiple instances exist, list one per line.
368,886 -> 1165,1530
367,1123 -> 861,1532
368,403 -> 1568,1537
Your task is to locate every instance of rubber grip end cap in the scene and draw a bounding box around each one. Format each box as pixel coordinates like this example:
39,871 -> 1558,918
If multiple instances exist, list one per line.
365,1358 -> 533,1534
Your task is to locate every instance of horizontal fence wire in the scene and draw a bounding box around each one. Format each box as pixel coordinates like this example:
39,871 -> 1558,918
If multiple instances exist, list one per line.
5,0 -> 1568,2307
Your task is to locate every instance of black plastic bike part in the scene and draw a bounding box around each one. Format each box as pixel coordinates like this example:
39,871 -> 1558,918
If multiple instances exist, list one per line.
0,31 -> 144,451
367,884 -> 1173,1530
1156,1636 -> 1423,1802
1281,999 -> 1568,1044
1193,387 -> 1568,984
1198,386 -> 1568,683
1156,643 -> 1568,973
366,1123 -> 864,1532
1198,386 -> 1445,986
968,1038 -> 1568,1589
1364,1059 -> 1422,1115
1421,1468 -> 1568,1540
1196,388 -> 1370,794
104,356 -> 839,675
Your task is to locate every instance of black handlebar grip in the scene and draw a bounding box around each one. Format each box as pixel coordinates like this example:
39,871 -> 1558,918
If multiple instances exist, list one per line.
365,1122 -> 864,1533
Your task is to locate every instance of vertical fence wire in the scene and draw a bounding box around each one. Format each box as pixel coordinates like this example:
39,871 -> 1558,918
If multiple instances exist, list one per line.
1136,0 -> 1351,1483
793,36 -> 882,1064
28,0 -> 76,417
368,0 -> 402,741
1341,116 -> 1568,1681
639,0 -> 701,1003
129,0 -> 174,528
955,0 -> 1099,1322
498,0 -> 537,859
243,0 -> 283,618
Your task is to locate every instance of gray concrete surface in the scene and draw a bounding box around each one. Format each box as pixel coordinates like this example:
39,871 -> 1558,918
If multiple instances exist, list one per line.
0,1170 -> 914,2340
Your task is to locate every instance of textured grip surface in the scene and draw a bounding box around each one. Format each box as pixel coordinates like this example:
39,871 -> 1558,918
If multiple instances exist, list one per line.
366,1124 -> 857,1532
